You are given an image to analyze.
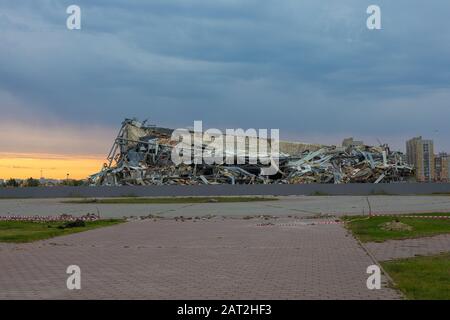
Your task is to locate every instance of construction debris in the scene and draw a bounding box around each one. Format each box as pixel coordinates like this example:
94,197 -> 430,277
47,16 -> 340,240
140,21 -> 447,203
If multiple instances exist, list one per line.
0,213 -> 100,222
89,119 -> 414,186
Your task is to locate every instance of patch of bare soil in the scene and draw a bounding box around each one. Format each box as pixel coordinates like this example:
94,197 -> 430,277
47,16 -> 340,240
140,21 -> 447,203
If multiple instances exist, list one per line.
380,221 -> 413,232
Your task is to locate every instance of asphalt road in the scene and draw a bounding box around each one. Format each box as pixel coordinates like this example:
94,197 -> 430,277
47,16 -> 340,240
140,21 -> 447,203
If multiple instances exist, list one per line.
1,195 -> 450,218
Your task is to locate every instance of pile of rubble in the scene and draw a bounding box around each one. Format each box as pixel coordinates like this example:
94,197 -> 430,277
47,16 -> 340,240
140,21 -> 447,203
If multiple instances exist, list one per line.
283,146 -> 413,184
89,119 -> 414,185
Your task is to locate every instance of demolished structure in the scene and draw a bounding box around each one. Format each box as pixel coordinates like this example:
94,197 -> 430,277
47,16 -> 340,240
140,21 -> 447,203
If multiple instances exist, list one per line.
89,119 -> 414,185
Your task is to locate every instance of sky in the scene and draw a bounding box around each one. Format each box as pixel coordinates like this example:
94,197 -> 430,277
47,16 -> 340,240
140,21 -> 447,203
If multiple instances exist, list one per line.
0,0 -> 449,179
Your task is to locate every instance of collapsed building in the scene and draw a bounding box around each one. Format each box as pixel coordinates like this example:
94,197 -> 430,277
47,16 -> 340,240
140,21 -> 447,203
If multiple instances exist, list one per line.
89,119 -> 414,186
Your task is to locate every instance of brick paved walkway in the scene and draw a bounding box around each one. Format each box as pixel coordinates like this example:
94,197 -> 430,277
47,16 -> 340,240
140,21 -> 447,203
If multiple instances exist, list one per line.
365,234 -> 450,261
0,218 -> 401,299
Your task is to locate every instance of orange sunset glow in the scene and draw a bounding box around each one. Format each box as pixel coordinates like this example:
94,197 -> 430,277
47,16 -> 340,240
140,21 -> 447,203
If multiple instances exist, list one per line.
0,153 -> 106,180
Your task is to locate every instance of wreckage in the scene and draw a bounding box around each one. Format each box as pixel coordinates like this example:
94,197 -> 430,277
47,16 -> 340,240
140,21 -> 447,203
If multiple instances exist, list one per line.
89,119 -> 414,185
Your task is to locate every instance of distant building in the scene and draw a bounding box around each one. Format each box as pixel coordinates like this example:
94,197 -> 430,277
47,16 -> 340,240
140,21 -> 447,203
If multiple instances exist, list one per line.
39,177 -> 61,186
434,153 -> 449,182
342,137 -> 364,148
406,136 -> 435,182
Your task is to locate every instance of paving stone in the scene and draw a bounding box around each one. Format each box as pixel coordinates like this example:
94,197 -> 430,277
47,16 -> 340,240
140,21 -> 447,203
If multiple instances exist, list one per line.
0,219 -> 401,299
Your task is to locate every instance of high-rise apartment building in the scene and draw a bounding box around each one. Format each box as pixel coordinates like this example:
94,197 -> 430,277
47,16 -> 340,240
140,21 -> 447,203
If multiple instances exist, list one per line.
435,152 -> 449,182
406,136 -> 435,182
342,137 -> 364,148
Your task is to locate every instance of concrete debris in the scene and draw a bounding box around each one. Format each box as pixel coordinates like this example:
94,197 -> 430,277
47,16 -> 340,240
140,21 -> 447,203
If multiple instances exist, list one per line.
283,146 -> 413,184
89,119 -> 414,186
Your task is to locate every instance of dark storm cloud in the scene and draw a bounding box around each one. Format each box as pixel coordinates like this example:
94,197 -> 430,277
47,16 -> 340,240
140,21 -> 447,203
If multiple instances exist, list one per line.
0,0 -> 449,151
